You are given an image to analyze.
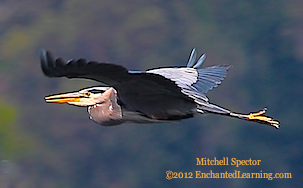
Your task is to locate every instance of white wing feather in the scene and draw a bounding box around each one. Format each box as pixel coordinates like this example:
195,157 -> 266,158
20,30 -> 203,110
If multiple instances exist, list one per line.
146,51 -> 230,104
141,49 -> 230,107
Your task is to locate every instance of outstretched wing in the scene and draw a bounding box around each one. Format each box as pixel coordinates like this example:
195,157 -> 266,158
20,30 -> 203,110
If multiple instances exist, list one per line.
40,49 -> 196,118
194,65 -> 231,94
40,49 -> 130,85
146,49 -> 231,103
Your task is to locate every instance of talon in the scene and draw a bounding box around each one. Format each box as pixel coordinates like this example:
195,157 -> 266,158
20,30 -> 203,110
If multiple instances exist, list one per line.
247,109 -> 280,129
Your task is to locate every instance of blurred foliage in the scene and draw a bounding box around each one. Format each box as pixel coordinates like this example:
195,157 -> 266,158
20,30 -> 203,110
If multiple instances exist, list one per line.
0,100 -> 21,158
0,0 -> 302,187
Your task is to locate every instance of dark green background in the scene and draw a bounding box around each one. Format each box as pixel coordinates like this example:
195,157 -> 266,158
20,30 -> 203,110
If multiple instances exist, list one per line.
0,0 -> 301,187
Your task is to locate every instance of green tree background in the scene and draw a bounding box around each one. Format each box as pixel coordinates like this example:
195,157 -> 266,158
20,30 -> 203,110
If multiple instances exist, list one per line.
0,0 -> 301,187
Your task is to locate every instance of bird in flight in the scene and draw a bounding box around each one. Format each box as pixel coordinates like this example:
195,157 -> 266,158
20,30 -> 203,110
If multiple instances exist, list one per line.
41,49 -> 279,128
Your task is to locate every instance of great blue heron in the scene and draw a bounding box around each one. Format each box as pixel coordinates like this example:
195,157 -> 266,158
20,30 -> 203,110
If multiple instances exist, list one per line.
41,49 -> 279,128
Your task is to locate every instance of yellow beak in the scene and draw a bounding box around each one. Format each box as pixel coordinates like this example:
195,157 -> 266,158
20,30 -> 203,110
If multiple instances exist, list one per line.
45,92 -> 82,103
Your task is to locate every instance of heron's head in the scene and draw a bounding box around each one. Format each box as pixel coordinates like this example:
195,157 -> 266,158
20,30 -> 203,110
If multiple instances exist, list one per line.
45,87 -> 115,106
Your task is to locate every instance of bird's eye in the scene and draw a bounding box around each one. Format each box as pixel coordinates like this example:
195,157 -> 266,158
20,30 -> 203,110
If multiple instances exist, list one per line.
83,92 -> 90,97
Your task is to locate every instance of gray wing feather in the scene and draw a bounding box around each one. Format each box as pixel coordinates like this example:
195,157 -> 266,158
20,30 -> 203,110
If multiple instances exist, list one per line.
128,70 -> 145,74
193,54 -> 206,69
147,65 -> 230,102
186,48 -> 197,68
194,65 -> 231,94
186,48 -> 206,69
146,49 -> 231,104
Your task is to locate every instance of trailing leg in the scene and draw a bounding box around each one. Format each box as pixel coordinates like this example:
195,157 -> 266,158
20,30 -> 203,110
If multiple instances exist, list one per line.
198,103 -> 280,129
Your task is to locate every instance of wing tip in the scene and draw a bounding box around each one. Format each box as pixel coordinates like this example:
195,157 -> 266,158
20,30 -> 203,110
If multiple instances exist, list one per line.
225,64 -> 233,70
186,48 -> 197,68
193,53 -> 206,69
40,48 -> 55,76
186,48 -> 207,69
218,64 -> 233,71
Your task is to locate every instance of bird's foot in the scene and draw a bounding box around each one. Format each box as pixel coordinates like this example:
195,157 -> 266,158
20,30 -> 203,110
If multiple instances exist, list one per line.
246,108 -> 280,129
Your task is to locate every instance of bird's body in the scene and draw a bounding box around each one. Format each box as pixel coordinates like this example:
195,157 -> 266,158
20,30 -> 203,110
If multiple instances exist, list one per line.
41,49 -> 279,128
